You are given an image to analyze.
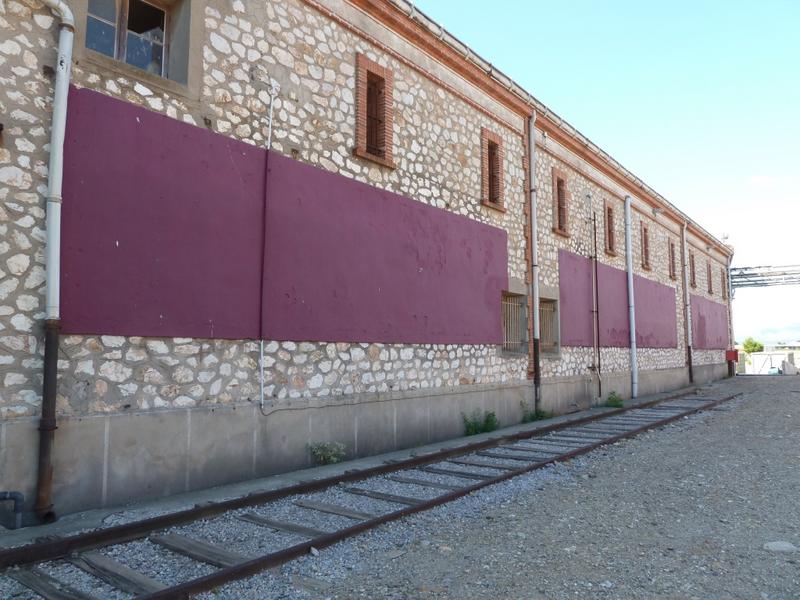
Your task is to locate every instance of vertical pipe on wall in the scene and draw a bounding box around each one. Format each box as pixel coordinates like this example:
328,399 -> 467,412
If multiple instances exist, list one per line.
259,80 -> 280,415
590,205 -> 602,400
624,196 -> 638,398
681,222 -> 694,383
726,253 -> 735,376
36,0 -> 74,524
527,114 -> 541,411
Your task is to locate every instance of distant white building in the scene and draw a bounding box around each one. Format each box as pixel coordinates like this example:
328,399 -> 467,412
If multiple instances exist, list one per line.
745,351 -> 797,375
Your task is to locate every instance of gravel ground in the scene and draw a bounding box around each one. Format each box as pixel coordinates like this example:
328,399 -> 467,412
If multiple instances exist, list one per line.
204,377 -> 800,599
3,377 -> 797,599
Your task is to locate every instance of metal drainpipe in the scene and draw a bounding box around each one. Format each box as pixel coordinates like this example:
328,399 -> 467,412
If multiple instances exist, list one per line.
35,0 -> 74,524
624,196 -> 638,398
682,222 -> 694,383
726,253 -> 735,377
527,114 -> 541,411
259,79 -> 279,416
590,201 -> 602,401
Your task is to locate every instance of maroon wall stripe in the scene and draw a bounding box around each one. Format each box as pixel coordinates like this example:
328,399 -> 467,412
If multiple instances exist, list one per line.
61,87 -> 508,344
690,294 -> 729,349
262,151 -> 507,344
558,249 -> 678,348
61,86 -> 265,340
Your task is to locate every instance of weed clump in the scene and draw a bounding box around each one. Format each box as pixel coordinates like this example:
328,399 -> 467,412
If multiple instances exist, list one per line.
463,410 -> 499,435
307,441 -> 346,465
604,391 -> 624,408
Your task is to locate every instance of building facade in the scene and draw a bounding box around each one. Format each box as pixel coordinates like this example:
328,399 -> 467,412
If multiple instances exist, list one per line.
0,0 -> 733,523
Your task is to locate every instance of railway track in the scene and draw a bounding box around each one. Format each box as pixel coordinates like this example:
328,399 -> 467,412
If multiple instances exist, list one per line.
0,390 -> 740,599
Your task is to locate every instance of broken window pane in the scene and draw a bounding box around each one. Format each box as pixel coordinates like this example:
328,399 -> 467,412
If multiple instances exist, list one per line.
125,0 -> 165,75
127,0 -> 165,43
86,16 -> 116,57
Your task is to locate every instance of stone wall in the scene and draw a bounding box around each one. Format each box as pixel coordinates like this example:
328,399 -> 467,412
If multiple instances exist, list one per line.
0,0 -> 730,422
0,0 -> 530,420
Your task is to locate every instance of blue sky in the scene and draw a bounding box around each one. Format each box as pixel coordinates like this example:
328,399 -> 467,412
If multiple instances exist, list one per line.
415,0 -> 800,344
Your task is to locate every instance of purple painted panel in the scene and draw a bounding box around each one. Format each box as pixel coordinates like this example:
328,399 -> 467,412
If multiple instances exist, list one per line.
559,250 -> 677,348
634,274 -> 678,348
61,86 -> 265,339
262,151 -> 508,344
691,295 -> 729,349
558,249 -> 593,346
597,262 -> 630,347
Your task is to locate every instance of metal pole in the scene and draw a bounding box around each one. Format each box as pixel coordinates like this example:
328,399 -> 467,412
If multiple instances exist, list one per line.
527,114 -> 541,411
624,196 -> 638,398
36,0 -> 75,524
681,222 -> 694,383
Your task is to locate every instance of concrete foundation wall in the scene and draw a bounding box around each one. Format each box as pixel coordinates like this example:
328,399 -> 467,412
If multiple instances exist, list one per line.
0,380 -> 530,524
0,364 -> 729,525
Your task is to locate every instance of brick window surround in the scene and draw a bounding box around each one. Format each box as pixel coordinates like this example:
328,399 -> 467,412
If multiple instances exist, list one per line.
707,260 -> 713,294
354,53 -> 395,168
640,221 -> 651,270
480,128 -> 505,211
551,167 -> 569,237
604,200 -> 616,255
668,239 -> 677,280
690,252 -> 697,287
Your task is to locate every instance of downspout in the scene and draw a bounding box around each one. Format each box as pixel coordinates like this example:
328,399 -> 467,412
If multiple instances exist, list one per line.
623,196 -> 638,398
259,79 -> 279,416
681,222 -> 694,383
726,253 -> 735,377
35,0 -> 74,524
527,113 -> 541,411
590,201 -> 602,400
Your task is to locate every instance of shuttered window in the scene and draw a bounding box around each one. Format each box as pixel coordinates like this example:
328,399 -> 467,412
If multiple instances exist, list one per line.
690,252 -> 697,287
480,128 -> 504,210
552,168 -> 569,236
668,239 -> 677,280
366,72 -> 385,157
707,261 -> 713,294
641,222 -> 651,270
604,203 -> 616,254
488,141 -> 500,203
721,268 -> 728,299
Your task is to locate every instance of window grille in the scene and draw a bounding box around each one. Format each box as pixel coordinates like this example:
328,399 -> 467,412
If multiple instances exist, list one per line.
501,294 -> 527,354
539,299 -> 558,351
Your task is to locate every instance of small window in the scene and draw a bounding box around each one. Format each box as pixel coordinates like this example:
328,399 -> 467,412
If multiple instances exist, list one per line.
86,0 -> 175,79
354,53 -> 394,168
721,268 -> 728,300
668,239 -> 677,280
539,299 -> 559,352
366,72 -> 385,157
707,260 -> 713,294
481,128 -> 504,210
640,222 -> 651,270
552,168 -> 569,236
604,202 -> 616,255
501,293 -> 527,354
690,252 -> 697,288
